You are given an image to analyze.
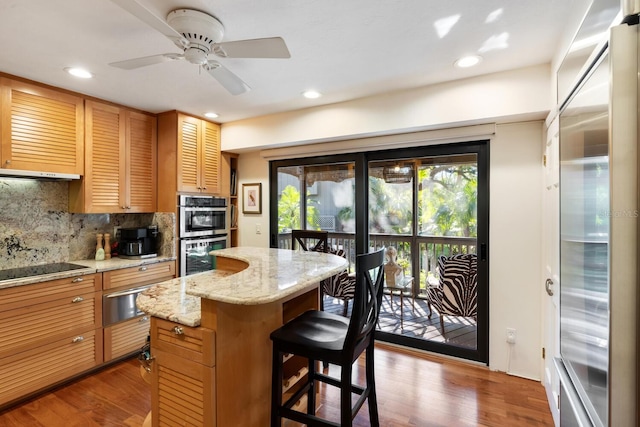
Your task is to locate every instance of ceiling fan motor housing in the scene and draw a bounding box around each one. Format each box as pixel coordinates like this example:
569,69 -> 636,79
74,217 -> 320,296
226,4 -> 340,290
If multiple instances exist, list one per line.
167,9 -> 225,65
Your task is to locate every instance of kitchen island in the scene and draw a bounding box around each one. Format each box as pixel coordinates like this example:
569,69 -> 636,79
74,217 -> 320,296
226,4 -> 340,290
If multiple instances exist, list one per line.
136,247 -> 348,427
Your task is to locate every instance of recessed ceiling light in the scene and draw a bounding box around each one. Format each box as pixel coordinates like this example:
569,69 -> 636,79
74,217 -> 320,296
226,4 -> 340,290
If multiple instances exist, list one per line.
454,55 -> 482,68
204,112 -> 219,119
64,67 -> 93,79
302,90 -> 321,99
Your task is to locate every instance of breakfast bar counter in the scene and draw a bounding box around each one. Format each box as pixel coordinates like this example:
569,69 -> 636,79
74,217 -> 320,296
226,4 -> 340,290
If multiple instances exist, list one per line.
136,247 -> 348,426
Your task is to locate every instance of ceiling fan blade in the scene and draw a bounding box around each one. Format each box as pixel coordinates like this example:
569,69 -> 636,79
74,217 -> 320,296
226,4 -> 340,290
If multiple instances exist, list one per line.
204,61 -> 251,95
110,0 -> 188,48
109,53 -> 183,70
214,37 -> 290,58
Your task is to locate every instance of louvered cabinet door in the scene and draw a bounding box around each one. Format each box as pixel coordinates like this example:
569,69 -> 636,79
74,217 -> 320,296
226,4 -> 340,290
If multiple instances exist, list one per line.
200,120 -> 221,195
127,111 -> 157,212
0,78 -> 83,174
152,349 -> 216,427
81,100 -> 126,212
177,114 -> 201,193
104,314 -> 151,361
0,329 -> 99,408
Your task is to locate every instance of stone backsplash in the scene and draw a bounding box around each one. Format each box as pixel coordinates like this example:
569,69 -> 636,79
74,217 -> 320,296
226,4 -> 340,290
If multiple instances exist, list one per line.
0,179 -> 175,269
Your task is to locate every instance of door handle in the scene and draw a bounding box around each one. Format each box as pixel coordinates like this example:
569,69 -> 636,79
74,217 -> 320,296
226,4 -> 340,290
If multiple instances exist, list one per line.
545,278 -> 554,296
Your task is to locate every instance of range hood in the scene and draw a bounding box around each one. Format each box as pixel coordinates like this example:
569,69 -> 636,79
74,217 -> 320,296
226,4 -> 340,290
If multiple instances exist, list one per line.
0,168 -> 80,180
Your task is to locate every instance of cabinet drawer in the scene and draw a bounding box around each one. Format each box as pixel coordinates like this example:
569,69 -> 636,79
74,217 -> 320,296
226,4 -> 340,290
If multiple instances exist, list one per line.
104,314 -> 151,361
151,318 -> 215,367
0,328 -> 100,408
0,273 -> 101,312
103,261 -> 176,290
0,291 -> 100,358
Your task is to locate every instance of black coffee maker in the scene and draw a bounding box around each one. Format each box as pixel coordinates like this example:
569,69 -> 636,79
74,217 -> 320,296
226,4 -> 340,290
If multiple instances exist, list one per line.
119,226 -> 159,258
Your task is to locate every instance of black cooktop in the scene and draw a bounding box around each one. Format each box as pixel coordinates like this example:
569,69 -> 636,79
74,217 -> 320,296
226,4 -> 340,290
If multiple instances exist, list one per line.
0,262 -> 88,282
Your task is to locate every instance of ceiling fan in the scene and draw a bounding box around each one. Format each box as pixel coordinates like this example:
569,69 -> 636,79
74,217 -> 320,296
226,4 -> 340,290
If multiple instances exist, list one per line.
109,0 -> 291,95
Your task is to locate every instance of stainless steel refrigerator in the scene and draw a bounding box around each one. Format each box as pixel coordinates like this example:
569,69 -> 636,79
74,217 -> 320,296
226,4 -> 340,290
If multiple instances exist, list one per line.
555,3 -> 639,426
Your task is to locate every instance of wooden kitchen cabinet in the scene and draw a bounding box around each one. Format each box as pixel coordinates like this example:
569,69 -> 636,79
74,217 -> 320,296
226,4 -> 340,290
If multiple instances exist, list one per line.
69,100 -> 157,213
102,260 -> 176,362
102,260 -> 176,291
0,273 -> 102,408
157,111 -> 221,206
0,77 -> 84,175
103,314 -> 151,361
149,318 -> 216,426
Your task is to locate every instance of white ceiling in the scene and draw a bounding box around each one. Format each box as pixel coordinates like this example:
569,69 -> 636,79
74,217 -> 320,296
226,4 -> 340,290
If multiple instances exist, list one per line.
0,0 -> 582,123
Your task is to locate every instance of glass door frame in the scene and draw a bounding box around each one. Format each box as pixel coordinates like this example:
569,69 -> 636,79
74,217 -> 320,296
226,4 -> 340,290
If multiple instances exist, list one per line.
269,140 -> 489,363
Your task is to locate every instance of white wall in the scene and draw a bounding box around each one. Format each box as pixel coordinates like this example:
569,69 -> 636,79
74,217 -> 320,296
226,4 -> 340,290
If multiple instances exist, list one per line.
489,121 -> 544,379
236,151 -> 270,248
222,64 -> 551,152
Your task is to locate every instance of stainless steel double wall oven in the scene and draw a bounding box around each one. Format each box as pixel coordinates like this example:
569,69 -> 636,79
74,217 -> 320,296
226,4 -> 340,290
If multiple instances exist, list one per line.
178,194 -> 228,276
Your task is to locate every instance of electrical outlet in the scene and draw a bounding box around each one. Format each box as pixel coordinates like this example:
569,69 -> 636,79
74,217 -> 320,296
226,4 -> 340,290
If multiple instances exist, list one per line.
506,328 -> 516,344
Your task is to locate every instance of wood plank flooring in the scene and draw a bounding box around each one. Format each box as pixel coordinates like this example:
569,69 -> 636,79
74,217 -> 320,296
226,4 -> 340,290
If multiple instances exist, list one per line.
0,343 -> 553,426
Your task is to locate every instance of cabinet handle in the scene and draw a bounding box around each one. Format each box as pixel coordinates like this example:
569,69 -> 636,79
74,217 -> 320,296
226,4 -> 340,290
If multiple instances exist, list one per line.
72,277 -> 83,283
139,316 -> 149,323
139,266 -> 148,271
72,336 -> 84,343
71,296 -> 84,303
5,160 -> 10,165
172,326 -> 184,335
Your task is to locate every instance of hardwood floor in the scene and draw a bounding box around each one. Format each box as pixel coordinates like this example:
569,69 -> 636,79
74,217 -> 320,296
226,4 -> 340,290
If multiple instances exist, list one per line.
0,344 -> 553,426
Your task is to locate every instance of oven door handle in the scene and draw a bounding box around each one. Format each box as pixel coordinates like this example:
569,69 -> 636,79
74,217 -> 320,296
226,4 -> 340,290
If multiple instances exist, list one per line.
105,285 -> 153,298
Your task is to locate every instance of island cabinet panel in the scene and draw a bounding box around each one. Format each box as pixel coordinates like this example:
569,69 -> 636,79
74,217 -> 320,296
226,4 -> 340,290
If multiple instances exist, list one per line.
0,77 -> 84,175
152,349 -> 216,427
69,100 -> 157,213
104,314 -> 151,361
102,261 -> 176,291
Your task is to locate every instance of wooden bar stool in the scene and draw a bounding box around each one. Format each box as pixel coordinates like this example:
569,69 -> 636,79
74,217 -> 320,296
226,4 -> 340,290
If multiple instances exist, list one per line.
270,248 -> 385,427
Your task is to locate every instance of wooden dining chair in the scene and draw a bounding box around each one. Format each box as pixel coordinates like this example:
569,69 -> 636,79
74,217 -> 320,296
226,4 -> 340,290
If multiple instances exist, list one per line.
270,248 -> 385,427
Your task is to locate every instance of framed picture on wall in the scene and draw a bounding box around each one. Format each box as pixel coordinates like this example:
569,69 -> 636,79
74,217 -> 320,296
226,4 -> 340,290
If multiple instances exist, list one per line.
242,183 -> 262,214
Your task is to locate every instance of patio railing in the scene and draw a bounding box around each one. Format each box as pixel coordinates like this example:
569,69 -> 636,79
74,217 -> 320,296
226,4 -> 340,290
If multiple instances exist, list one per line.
278,232 -> 476,296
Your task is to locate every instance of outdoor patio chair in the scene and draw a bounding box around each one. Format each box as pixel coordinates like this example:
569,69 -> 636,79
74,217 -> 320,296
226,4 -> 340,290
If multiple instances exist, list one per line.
426,253 -> 478,335
291,229 -> 355,315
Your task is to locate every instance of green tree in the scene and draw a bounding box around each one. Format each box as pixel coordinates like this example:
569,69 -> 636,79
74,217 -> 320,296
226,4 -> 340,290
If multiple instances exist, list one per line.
277,185 -> 319,232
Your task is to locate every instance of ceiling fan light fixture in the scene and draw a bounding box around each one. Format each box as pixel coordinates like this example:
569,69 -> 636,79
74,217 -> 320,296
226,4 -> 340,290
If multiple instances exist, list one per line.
455,55 -> 482,68
303,90 -> 321,99
64,67 -> 93,78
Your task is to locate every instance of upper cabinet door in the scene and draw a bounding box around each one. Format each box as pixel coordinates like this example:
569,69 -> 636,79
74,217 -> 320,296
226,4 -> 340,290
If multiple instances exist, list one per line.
126,111 -> 157,212
178,114 -> 201,193
80,100 -> 126,212
70,101 -> 156,214
0,78 -> 84,175
200,120 -> 221,195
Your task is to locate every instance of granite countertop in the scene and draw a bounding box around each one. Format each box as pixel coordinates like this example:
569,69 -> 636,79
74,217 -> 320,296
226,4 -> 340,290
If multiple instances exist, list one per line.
136,247 -> 348,327
0,256 -> 176,290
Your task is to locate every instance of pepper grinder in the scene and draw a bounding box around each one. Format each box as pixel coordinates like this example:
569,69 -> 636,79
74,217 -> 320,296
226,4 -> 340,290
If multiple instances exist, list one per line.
104,233 -> 111,259
95,233 -> 105,261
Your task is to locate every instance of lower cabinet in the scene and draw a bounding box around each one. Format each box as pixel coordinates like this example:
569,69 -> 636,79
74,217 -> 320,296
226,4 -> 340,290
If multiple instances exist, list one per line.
0,329 -> 100,406
104,314 -> 151,361
0,273 -> 102,408
150,317 -> 216,427
0,260 -> 176,409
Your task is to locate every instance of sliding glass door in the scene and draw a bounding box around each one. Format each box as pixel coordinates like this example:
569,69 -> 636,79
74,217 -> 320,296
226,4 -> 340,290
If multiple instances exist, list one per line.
269,141 -> 488,363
